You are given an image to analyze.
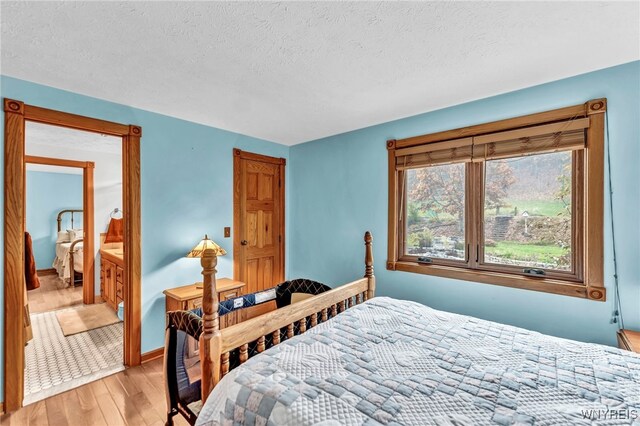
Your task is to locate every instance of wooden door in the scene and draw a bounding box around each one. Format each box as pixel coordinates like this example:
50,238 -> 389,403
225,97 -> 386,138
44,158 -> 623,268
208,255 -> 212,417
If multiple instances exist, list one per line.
233,149 -> 285,307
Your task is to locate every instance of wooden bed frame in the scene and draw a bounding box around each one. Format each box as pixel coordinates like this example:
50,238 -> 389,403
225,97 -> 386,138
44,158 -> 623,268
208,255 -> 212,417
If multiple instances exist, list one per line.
197,231 -> 376,403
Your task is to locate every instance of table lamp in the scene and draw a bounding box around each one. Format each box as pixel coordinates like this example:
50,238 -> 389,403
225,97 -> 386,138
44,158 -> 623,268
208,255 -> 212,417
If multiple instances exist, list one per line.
187,235 -> 226,288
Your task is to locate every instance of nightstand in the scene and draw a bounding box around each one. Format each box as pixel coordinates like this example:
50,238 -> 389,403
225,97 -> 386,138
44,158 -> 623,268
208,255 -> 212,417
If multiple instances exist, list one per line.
163,278 -> 245,329
617,329 -> 640,353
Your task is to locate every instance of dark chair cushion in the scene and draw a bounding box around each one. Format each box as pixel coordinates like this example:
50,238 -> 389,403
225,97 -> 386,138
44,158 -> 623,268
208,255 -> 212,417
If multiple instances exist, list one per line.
275,278 -> 332,308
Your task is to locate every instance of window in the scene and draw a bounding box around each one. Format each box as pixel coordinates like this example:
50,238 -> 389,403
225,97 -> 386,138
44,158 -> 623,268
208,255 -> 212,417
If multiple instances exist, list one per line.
482,152 -> 574,273
387,99 -> 607,300
405,163 -> 466,262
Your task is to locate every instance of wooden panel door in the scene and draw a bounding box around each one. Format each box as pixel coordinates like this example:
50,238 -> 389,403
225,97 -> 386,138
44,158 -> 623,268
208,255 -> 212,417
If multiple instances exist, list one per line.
234,149 -> 285,311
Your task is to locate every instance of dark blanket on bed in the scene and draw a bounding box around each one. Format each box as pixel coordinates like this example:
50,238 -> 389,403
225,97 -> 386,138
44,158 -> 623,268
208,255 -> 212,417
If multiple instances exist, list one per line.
25,231 -> 40,290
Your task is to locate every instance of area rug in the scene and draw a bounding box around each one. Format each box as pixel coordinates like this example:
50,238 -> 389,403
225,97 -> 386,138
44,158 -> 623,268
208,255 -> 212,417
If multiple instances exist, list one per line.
24,309 -> 123,405
56,303 -> 121,336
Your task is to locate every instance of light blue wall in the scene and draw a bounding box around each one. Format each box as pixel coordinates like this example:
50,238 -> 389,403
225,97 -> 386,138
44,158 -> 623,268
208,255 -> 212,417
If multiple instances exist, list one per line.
26,171 -> 83,268
2,61 -> 639,402
0,75 -> 290,400
289,61 -> 640,347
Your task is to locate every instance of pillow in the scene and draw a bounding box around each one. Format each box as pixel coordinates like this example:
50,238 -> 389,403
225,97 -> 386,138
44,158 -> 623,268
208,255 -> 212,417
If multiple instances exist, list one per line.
67,228 -> 83,241
104,218 -> 124,243
291,293 -> 314,304
56,230 -> 70,243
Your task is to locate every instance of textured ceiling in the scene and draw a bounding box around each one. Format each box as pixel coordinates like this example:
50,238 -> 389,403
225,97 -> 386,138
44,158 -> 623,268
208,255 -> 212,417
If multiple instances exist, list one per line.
25,122 -> 121,173
2,2 -> 639,145
26,121 -> 122,155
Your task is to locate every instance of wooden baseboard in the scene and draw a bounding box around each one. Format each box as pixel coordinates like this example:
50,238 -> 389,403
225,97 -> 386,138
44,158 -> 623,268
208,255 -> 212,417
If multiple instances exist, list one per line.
1,401 -> 4,415
141,347 -> 163,363
37,268 -> 57,276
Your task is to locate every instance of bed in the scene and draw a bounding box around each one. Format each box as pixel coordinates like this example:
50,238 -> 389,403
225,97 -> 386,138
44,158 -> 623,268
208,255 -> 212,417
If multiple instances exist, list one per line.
52,209 -> 83,285
192,232 -> 640,425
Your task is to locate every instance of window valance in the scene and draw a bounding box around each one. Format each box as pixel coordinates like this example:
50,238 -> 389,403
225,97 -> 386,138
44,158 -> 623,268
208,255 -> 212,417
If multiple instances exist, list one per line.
394,117 -> 590,168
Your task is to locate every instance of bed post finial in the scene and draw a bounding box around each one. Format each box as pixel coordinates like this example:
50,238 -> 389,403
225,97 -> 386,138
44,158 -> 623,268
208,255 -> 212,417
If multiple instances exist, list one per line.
364,231 -> 375,299
201,248 -> 219,333
200,248 -> 222,402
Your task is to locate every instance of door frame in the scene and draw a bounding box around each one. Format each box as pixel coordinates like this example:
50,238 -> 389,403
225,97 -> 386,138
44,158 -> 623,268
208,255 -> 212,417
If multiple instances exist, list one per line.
232,148 -> 286,286
25,155 -> 96,305
3,98 -> 142,411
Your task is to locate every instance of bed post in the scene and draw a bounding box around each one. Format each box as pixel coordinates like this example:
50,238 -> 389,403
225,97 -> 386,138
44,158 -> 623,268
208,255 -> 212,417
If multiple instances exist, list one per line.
364,231 -> 375,299
200,248 -> 221,403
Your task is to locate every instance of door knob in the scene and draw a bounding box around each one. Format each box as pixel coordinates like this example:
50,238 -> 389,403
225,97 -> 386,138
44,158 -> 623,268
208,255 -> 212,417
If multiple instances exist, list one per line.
241,240 -> 248,246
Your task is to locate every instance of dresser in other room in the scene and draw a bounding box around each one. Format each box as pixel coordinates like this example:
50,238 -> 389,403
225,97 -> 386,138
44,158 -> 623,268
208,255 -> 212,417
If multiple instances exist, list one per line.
100,249 -> 124,311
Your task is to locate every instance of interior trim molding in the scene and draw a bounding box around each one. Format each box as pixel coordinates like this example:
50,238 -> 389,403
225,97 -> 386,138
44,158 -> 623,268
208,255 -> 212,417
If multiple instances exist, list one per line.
36,268 -> 57,276
233,148 -> 286,165
141,347 -> 164,363
3,98 -> 142,412
394,102 -> 589,149
232,149 -> 286,288
25,155 -> 92,169
386,99 -> 606,300
26,155 -> 96,305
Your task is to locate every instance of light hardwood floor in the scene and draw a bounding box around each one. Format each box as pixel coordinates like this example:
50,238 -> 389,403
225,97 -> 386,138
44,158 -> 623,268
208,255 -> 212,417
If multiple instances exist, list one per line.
1,358 -> 188,426
28,273 -> 83,314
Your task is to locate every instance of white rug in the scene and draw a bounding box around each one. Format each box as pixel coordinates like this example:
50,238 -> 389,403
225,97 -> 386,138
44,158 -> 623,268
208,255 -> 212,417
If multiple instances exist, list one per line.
24,307 -> 124,405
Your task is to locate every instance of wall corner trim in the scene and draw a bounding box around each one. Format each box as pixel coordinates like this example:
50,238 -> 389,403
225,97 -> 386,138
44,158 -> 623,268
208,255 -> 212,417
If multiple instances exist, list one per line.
4,98 -> 24,114
586,98 -> 607,115
128,125 -> 142,136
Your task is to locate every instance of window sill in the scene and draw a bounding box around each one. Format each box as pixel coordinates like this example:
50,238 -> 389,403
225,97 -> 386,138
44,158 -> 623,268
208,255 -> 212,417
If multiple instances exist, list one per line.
388,261 -> 606,301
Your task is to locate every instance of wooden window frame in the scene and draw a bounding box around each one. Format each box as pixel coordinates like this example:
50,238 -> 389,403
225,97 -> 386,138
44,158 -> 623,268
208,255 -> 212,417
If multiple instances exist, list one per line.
473,152 -> 583,283
396,163 -> 473,269
387,99 -> 607,301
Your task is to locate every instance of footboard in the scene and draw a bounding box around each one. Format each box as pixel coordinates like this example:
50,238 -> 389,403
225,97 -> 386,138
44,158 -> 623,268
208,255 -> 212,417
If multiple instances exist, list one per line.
198,232 -> 375,403
69,238 -> 83,283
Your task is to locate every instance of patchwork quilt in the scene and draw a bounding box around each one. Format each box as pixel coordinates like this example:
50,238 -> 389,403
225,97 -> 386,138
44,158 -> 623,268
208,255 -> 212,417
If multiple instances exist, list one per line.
197,297 -> 640,425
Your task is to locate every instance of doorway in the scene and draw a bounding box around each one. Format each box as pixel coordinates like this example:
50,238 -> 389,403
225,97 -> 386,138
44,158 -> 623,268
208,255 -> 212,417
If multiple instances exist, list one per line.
233,149 -> 285,318
3,99 -> 142,411
25,155 -> 95,306
21,127 -> 126,405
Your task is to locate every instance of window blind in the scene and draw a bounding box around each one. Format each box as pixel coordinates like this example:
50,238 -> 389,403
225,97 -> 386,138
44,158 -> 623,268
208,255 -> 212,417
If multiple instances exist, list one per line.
394,117 -> 590,169
395,137 -> 473,169
472,117 -> 589,161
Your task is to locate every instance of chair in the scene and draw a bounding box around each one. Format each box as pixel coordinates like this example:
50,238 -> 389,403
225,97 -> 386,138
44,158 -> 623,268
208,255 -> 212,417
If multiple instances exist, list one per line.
164,278 -> 331,425
164,309 -> 204,426
275,278 -> 332,308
